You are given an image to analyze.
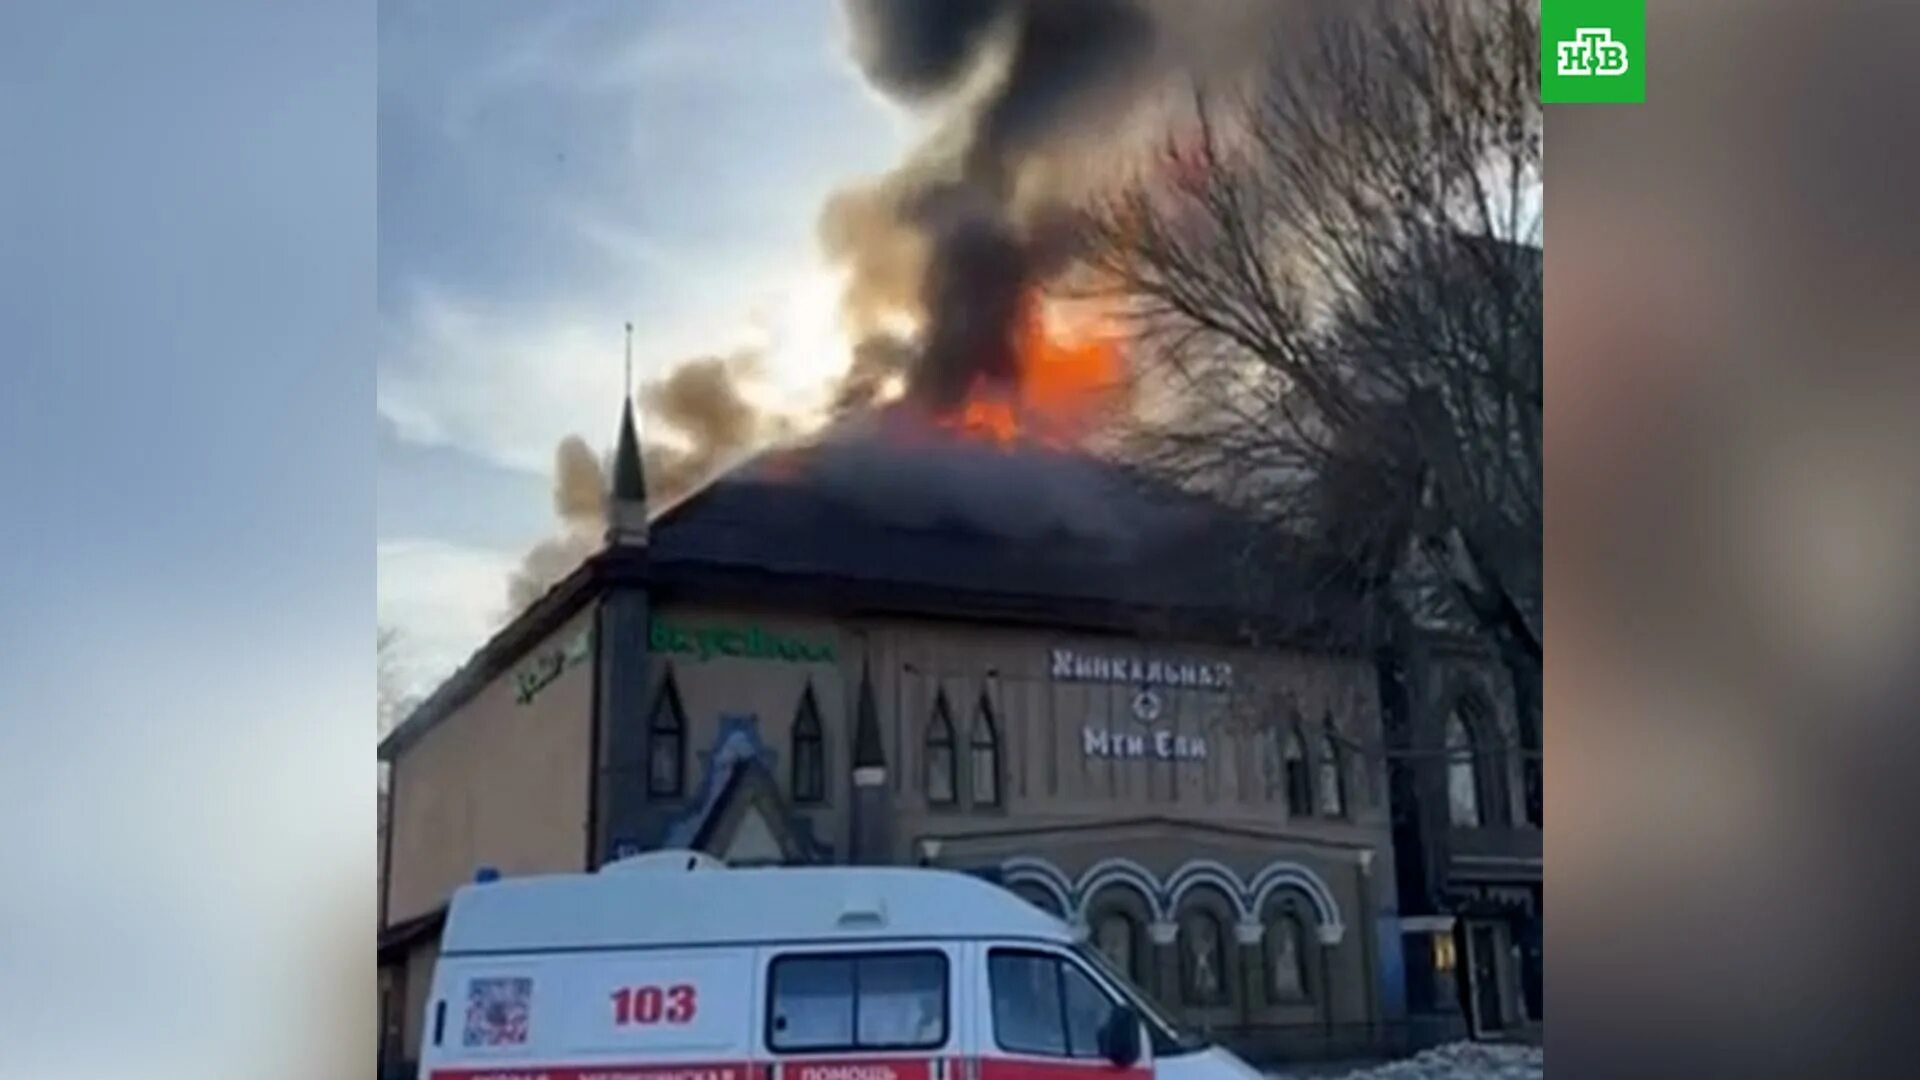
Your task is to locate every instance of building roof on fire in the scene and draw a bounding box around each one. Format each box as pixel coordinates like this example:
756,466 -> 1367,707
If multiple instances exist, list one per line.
643,425 -> 1369,633
378,423 -> 1374,762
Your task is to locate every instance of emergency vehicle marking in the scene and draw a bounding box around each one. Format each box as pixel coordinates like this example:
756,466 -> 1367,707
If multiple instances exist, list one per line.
788,1059 -> 932,1080
610,983 -> 698,1026
430,1065 -> 762,1080
464,977 -> 533,1048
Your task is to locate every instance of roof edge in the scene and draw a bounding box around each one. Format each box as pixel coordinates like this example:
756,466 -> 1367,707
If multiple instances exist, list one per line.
377,551 -> 618,761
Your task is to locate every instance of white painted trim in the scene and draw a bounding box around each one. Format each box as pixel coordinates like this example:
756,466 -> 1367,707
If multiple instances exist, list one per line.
999,856 -> 1075,916
1148,920 -> 1179,945
1163,859 -> 1254,923
1074,857 -> 1168,922
1247,861 -> 1344,943
1233,921 -> 1265,945
1400,915 -> 1457,933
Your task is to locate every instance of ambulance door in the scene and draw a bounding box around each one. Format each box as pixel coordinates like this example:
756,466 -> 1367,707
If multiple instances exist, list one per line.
758,942 -> 963,1080
975,945 -> 1153,1080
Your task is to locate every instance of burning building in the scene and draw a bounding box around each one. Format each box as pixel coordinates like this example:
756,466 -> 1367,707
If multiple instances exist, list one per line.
377,3 -> 1541,1073
379,373 -> 1414,1072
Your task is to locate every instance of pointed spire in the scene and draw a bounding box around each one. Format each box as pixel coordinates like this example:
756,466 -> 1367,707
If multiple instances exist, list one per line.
607,322 -> 649,547
612,395 -> 646,501
852,655 -> 885,780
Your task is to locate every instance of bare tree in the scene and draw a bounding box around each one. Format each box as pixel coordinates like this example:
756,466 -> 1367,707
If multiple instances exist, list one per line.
1081,1 -> 1541,813
378,624 -> 414,739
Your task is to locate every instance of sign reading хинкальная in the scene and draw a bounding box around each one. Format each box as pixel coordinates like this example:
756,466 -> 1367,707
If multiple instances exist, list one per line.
649,619 -> 836,664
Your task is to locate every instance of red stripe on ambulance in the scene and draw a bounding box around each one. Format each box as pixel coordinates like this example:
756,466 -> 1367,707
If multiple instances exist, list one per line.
431,1063 -> 754,1080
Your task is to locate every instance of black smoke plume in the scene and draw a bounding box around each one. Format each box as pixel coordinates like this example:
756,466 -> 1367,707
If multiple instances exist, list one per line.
825,0 -> 1284,415
826,0 -> 1156,413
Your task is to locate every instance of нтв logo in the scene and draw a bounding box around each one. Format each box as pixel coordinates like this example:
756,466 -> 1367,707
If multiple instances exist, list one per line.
1556,27 -> 1629,77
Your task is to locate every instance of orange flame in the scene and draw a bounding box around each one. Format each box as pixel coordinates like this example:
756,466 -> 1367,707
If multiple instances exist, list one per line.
939,290 -> 1124,449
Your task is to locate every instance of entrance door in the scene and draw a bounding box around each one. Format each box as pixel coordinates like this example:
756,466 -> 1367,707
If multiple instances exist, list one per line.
1469,924 -> 1505,1036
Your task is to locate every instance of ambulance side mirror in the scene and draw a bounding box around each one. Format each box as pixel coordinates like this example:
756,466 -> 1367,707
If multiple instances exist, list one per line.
1099,1004 -> 1141,1067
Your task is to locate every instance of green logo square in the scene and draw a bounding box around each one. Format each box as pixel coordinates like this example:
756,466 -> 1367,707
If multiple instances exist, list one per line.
1541,0 -> 1644,104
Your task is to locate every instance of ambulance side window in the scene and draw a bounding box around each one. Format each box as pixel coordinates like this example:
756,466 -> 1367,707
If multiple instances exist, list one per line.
767,950 -> 949,1053
987,948 -> 1117,1060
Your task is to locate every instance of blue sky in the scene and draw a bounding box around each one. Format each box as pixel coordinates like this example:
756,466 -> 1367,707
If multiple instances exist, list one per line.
377,0 -> 911,694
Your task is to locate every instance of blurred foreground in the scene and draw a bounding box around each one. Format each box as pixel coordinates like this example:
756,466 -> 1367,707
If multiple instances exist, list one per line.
1271,1042 -> 1543,1080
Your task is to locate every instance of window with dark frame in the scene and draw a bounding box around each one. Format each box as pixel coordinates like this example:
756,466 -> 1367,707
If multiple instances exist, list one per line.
648,669 -> 687,798
969,694 -> 1000,807
1447,702 -> 1484,828
925,692 -> 957,805
791,684 -> 825,804
1283,724 -> 1312,818
766,951 -> 948,1053
1178,907 -> 1230,1007
1265,906 -> 1312,1005
987,949 -> 1117,1060
1316,721 -> 1346,818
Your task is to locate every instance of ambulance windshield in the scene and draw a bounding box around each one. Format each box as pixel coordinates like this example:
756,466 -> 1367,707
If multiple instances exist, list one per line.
1072,942 -> 1209,1054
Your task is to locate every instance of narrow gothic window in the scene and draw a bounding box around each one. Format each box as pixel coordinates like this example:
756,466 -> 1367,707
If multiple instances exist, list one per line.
1284,725 -> 1312,817
1447,708 -> 1482,828
648,670 -> 686,798
970,695 -> 1000,807
1317,724 -> 1346,817
791,684 -> 825,803
926,693 -> 956,805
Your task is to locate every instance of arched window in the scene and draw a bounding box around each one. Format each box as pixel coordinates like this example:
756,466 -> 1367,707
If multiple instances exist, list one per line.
1446,708 -> 1482,828
791,683 -> 825,804
1317,723 -> 1346,818
1094,910 -> 1143,984
1265,906 -> 1312,1004
1283,725 -> 1313,817
648,669 -> 686,798
925,692 -> 956,806
970,694 -> 1001,807
1258,728 -> 1283,802
1178,908 -> 1230,1006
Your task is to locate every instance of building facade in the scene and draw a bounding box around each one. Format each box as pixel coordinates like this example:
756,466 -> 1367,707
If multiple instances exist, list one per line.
377,405 -> 1418,1076
1379,624 -> 1543,1045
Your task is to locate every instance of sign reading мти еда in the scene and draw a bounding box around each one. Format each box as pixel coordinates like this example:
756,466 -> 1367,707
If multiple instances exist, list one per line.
1052,647 -> 1224,762
649,619 -> 836,664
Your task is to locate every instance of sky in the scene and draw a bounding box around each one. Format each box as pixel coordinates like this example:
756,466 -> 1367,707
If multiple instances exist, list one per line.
376,0 -> 911,698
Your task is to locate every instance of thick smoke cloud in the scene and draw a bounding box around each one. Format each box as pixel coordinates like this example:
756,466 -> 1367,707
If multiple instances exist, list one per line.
825,0 -> 1276,415
506,351 -> 797,614
506,435 -> 609,614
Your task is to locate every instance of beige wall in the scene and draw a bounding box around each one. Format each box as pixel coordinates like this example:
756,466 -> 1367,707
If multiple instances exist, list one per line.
399,939 -> 439,1063
649,609 -> 1385,835
869,618 -> 1388,839
385,607 -> 597,925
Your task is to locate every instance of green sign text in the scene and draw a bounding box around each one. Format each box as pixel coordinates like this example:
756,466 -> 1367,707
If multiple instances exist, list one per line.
649,619 -> 836,664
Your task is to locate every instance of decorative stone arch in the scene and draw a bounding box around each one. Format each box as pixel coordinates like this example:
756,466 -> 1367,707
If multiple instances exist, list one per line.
1000,856 -> 1074,918
1163,859 -> 1254,925
1247,862 -> 1345,945
1073,857 -> 1167,923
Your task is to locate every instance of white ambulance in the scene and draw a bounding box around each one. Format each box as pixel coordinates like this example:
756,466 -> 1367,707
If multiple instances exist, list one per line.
417,851 -> 1269,1080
